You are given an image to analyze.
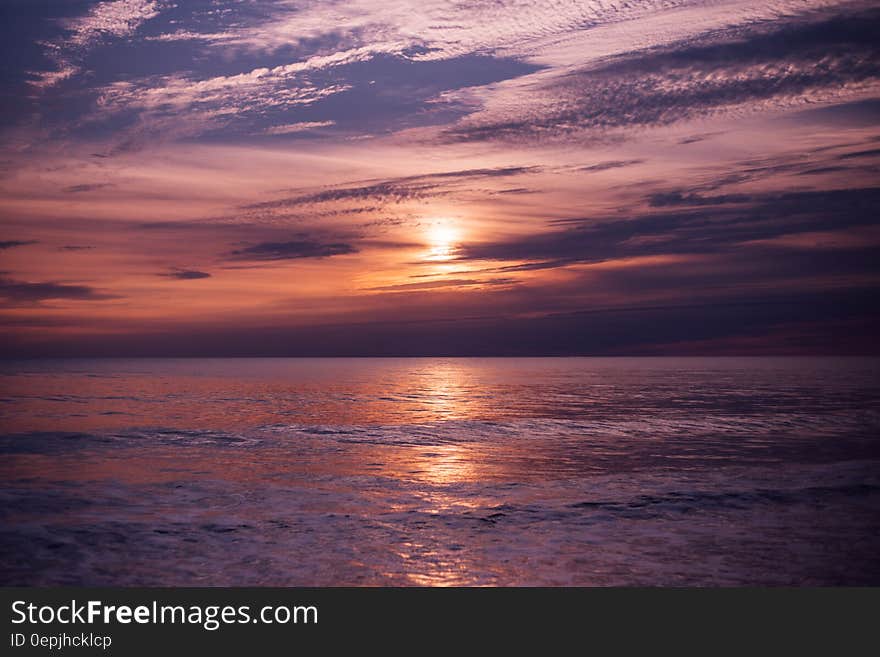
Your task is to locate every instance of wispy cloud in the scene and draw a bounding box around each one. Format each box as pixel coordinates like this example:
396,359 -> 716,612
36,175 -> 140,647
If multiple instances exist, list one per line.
459,187 -> 880,268
89,43 -> 435,143
229,240 -> 358,261
0,240 -> 38,250
0,277 -> 120,303
65,0 -> 163,48
578,160 -> 644,173
63,183 -> 114,193
264,121 -> 336,135
159,269 -> 212,280
366,277 -> 516,292
244,166 -> 540,211
21,0 -> 877,150
30,0 -> 165,89
445,8 -> 880,143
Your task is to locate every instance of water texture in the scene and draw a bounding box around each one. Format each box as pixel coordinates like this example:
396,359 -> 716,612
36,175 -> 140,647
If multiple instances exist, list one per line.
2,357 -> 879,585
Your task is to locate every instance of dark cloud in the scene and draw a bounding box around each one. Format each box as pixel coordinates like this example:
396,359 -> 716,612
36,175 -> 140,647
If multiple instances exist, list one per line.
796,166 -> 855,176
793,98 -> 880,126
0,240 -> 37,250
243,166 -> 539,211
678,133 -> 722,145
416,166 -> 539,180
705,159 -> 803,188
4,286 -> 876,357
365,277 -> 516,292
494,187 -> 535,195
159,269 -> 212,280
460,187 -> 880,267
58,245 -> 95,251
62,183 -> 114,193
0,277 -> 119,303
685,141 -> 880,192
557,246 -> 880,303
252,181 -> 437,208
579,160 -> 643,173
648,191 -> 753,207
229,240 -> 358,261
838,148 -> 880,160
447,9 -> 880,142
137,219 -> 220,231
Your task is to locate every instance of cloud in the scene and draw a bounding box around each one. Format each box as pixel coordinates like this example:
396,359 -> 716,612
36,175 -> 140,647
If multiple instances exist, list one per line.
0,278 -> 119,304
445,8 -> 880,143
678,132 -> 722,145
229,240 -> 358,261
459,187 -> 880,268
21,0 -> 876,152
63,183 -> 114,193
648,191 -> 754,207
91,43 -> 405,132
244,166 -> 539,211
65,0 -> 164,48
8,287 -> 876,357
838,148 -> 880,160
206,0 -> 778,76
27,65 -> 80,90
793,97 -> 880,126
263,121 -> 336,135
87,49 -> 537,147
796,166 -> 856,177
30,0 -> 165,89
0,240 -> 38,250
159,269 -> 212,280
365,277 -> 516,292
579,160 -> 644,173
58,245 -> 95,251
15,0 -> 880,155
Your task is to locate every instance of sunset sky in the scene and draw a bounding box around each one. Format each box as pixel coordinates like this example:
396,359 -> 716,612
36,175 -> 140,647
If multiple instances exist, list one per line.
1,0 -> 878,356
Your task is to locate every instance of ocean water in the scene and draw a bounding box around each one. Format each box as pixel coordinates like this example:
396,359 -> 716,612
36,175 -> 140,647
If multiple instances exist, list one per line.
1,357 -> 879,586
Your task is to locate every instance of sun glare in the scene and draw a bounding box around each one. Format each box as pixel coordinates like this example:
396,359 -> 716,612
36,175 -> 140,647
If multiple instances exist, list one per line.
426,221 -> 460,261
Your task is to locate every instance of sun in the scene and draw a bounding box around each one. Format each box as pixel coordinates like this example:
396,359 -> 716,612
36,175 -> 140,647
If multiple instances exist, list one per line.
425,221 -> 460,261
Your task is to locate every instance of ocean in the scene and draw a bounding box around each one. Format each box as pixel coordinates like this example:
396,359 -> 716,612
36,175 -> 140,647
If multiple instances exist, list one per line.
2,357 -> 879,585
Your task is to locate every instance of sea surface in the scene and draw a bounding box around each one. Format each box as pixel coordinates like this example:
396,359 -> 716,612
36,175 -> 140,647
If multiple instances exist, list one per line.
2,357 -> 879,586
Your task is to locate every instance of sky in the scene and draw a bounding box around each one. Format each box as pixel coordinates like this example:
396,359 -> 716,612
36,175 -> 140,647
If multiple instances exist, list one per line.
0,0 -> 878,356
